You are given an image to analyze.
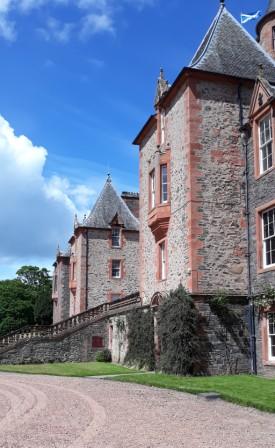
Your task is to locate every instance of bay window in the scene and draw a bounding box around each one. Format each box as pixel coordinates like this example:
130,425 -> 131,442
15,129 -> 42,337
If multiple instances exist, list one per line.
160,164 -> 168,203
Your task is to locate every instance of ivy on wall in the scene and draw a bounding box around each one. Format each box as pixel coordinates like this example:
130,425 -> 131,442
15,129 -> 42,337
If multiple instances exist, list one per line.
125,308 -> 155,370
158,285 -> 209,375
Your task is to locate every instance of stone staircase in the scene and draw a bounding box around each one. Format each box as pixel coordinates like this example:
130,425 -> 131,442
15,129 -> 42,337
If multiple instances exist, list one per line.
0,292 -> 141,354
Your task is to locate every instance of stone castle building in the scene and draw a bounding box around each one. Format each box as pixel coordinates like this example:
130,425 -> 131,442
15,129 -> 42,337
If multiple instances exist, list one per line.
2,1 -> 275,375
52,177 -> 139,324
133,0 -> 275,375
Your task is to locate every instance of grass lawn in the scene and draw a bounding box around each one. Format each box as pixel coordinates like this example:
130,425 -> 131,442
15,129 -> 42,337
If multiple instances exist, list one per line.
110,373 -> 275,413
0,362 -> 137,377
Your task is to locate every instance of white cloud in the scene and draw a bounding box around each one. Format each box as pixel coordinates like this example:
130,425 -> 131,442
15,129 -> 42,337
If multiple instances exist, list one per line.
0,115 -> 95,270
0,0 -> 156,42
80,12 -> 114,39
38,17 -> 74,42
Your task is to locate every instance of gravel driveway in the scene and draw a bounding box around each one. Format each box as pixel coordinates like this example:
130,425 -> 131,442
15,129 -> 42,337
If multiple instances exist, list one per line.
0,372 -> 275,448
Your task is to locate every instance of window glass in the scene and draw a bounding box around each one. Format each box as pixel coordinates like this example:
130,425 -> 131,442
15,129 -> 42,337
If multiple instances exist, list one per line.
273,27 -> 275,50
268,313 -> 275,359
160,241 -> 166,280
111,294 -> 121,302
112,227 -> 120,247
150,170 -> 156,209
263,208 -> 275,267
259,115 -> 273,173
112,260 -> 121,278
160,164 -> 168,203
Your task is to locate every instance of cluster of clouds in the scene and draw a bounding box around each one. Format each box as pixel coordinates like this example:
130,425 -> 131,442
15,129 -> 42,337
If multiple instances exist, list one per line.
0,0 -> 156,42
0,114 -> 96,274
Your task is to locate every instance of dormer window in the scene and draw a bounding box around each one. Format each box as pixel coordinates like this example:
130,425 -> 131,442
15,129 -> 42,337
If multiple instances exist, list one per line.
112,227 -> 121,248
259,115 -> 273,173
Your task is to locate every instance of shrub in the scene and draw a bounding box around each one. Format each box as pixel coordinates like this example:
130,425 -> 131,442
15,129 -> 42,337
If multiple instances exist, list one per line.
96,349 -> 112,363
159,285 -> 209,375
125,308 -> 155,370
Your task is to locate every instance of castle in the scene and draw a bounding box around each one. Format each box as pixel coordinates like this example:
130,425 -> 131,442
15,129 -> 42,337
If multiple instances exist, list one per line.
1,1 -> 275,376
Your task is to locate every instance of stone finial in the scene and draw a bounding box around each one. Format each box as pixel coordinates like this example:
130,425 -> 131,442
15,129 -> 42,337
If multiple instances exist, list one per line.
107,173 -> 112,183
220,0 -> 225,4
74,214 -> 79,229
56,244 -> 60,256
258,63 -> 264,78
154,68 -> 169,107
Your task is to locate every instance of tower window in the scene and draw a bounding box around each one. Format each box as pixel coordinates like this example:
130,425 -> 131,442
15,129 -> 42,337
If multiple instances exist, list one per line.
272,27 -> 275,50
259,115 -> 273,173
160,164 -> 168,203
150,169 -> 156,209
112,227 -> 121,247
112,260 -> 121,278
159,241 -> 166,280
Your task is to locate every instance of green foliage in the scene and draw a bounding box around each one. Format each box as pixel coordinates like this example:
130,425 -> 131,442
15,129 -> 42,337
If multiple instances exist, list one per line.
159,285 -> 209,375
0,266 -> 53,336
125,308 -> 155,370
96,349 -> 112,363
0,280 -> 34,336
254,285 -> 275,309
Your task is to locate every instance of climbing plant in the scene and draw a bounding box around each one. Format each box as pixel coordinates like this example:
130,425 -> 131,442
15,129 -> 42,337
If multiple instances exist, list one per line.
125,308 -> 155,370
158,285 -> 209,375
254,285 -> 275,310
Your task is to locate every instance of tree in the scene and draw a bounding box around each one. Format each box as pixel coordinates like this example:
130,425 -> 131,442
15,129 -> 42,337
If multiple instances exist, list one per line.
158,285 -> 209,375
16,266 -> 53,326
0,280 -> 34,336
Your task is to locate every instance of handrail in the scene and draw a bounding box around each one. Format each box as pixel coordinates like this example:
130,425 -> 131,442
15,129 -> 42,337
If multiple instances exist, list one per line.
0,292 -> 140,349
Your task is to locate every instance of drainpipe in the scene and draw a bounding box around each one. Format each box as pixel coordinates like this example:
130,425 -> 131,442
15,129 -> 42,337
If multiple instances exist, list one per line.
86,228 -> 89,310
238,84 -> 257,375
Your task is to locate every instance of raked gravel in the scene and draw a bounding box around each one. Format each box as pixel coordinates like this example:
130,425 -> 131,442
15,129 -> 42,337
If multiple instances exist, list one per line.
0,372 -> 274,448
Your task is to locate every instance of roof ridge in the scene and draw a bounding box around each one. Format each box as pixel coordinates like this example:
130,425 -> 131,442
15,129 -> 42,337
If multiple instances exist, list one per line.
190,4 -> 224,67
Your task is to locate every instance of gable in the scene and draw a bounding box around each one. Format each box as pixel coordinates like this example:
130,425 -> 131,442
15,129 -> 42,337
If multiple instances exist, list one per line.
249,78 -> 275,118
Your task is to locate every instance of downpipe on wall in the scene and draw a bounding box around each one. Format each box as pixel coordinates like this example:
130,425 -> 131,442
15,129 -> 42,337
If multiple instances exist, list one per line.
238,83 -> 257,375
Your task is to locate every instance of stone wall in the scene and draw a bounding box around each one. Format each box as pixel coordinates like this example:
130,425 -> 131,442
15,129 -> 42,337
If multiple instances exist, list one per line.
139,75 -> 253,304
53,257 -> 70,324
194,80 -> 252,295
195,298 -> 250,375
86,229 -> 139,309
0,320 -> 108,365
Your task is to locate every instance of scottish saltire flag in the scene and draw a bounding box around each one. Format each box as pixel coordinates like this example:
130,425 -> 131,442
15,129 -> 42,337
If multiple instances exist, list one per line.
241,11 -> 261,24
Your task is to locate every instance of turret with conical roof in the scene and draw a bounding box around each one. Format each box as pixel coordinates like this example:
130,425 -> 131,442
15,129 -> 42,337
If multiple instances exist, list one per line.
257,0 -> 275,59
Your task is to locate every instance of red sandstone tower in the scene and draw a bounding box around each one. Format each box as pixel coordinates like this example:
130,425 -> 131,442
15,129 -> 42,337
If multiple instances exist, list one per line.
257,0 -> 275,59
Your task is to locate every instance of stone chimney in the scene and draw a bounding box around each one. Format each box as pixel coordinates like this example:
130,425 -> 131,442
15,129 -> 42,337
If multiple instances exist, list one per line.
121,192 -> 139,219
257,0 -> 275,59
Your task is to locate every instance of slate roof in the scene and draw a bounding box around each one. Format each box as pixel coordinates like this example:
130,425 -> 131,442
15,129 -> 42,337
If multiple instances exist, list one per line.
190,4 -> 275,82
82,178 -> 139,231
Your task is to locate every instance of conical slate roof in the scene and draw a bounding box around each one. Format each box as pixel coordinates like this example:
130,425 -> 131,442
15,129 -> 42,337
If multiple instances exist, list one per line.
82,178 -> 139,231
190,4 -> 275,82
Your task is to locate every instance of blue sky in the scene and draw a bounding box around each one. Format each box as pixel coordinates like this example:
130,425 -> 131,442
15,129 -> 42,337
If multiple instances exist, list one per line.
0,0 -> 266,279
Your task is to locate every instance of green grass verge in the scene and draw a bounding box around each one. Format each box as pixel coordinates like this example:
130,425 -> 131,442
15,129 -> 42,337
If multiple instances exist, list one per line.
110,373 -> 275,413
0,362 -> 137,377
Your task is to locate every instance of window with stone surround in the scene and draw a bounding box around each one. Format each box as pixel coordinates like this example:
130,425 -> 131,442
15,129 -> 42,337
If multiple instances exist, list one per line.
262,207 -> 275,267
159,241 -> 166,280
160,164 -> 168,204
259,114 -> 273,173
112,227 -> 121,247
150,169 -> 156,209
273,27 -> 275,50
160,110 -> 165,145
112,260 -> 121,278
268,313 -> 275,361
